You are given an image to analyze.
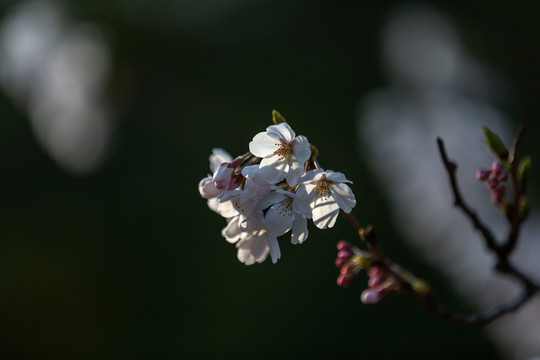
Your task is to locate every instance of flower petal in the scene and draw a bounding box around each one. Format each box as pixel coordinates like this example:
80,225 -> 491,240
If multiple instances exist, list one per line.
285,155 -> 304,186
291,215 -> 309,244
311,196 -> 340,229
331,183 -> 356,213
257,191 -> 288,211
325,170 -> 352,183
293,135 -> 311,163
265,201 -> 294,237
259,155 -> 288,184
299,169 -> 324,184
249,131 -> 281,157
292,194 -> 312,218
198,176 -> 221,199
236,234 -> 269,265
209,148 -> 233,172
267,235 -> 281,263
267,123 -> 295,143
221,216 -> 242,243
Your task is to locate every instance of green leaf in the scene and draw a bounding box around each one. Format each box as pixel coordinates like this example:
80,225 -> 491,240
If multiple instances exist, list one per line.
518,155 -> 531,194
272,110 -> 286,124
482,126 -> 509,160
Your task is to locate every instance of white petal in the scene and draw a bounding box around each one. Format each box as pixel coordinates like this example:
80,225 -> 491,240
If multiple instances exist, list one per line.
236,234 -> 269,265
299,169 -> 324,184
198,176 -> 221,199
325,170 -> 352,183
291,215 -> 309,244
331,183 -> 356,213
210,148 -> 233,172
265,201 -> 294,237
241,165 -> 259,178
267,123 -> 295,143
249,132 -> 280,157
293,135 -> 311,162
221,216 -> 242,243
285,155 -> 304,186
242,210 -> 265,233
267,235 -> 281,263
311,197 -> 340,229
259,156 -> 288,184
207,198 -> 220,213
292,194 -> 312,218
257,191 -> 288,211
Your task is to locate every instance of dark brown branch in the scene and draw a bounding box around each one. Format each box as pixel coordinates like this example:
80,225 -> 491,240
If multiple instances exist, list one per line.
436,138 -> 500,254
434,136 -> 539,324
411,287 -> 537,326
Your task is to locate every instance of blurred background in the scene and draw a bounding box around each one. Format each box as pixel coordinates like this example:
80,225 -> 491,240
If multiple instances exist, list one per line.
1,0 -> 539,359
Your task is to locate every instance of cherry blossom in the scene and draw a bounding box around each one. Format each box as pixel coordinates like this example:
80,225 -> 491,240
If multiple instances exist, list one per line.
216,165 -> 272,222
249,122 -> 311,186
297,169 -> 356,229
234,211 -> 281,265
257,188 -> 312,244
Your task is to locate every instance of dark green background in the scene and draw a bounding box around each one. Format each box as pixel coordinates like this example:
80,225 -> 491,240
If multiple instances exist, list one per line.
1,1 -> 539,358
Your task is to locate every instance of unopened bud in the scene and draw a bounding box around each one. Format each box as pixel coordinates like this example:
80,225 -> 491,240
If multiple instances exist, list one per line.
476,169 -> 490,181
337,274 -> 352,287
491,161 -> 504,175
361,289 -> 381,304
338,249 -> 354,260
335,256 -> 347,268
337,240 -> 351,251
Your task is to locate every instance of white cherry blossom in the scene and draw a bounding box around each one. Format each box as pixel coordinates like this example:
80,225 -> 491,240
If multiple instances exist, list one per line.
234,211 -> 281,265
297,169 -> 356,229
249,122 -> 311,186
257,188 -> 312,244
216,165 -> 272,222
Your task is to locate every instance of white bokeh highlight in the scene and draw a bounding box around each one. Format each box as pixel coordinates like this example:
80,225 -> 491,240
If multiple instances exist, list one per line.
0,1 -> 114,174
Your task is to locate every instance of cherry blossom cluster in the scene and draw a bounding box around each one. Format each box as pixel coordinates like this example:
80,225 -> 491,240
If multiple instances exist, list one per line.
476,161 -> 508,203
198,118 -> 356,265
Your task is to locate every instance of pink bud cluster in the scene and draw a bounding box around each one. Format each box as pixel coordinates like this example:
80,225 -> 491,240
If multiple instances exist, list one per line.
360,266 -> 400,304
476,161 -> 508,203
335,241 -> 366,287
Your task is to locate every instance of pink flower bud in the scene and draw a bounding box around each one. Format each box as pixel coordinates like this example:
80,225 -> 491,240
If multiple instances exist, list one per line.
361,289 -> 381,304
213,163 -> 236,190
496,171 -> 508,182
338,249 -> 354,260
335,256 -> 347,268
476,169 -> 490,181
487,178 -> 499,190
337,240 -> 352,251
337,274 -> 352,287
340,265 -> 351,276
492,161 -> 503,175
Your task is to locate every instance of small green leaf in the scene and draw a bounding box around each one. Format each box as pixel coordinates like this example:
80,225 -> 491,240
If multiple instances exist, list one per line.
483,126 -> 509,160
518,155 -> 531,194
518,156 -> 531,180
272,110 -> 286,124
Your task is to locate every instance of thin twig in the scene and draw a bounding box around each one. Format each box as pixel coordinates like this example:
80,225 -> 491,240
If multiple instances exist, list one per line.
436,138 -> 500,254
